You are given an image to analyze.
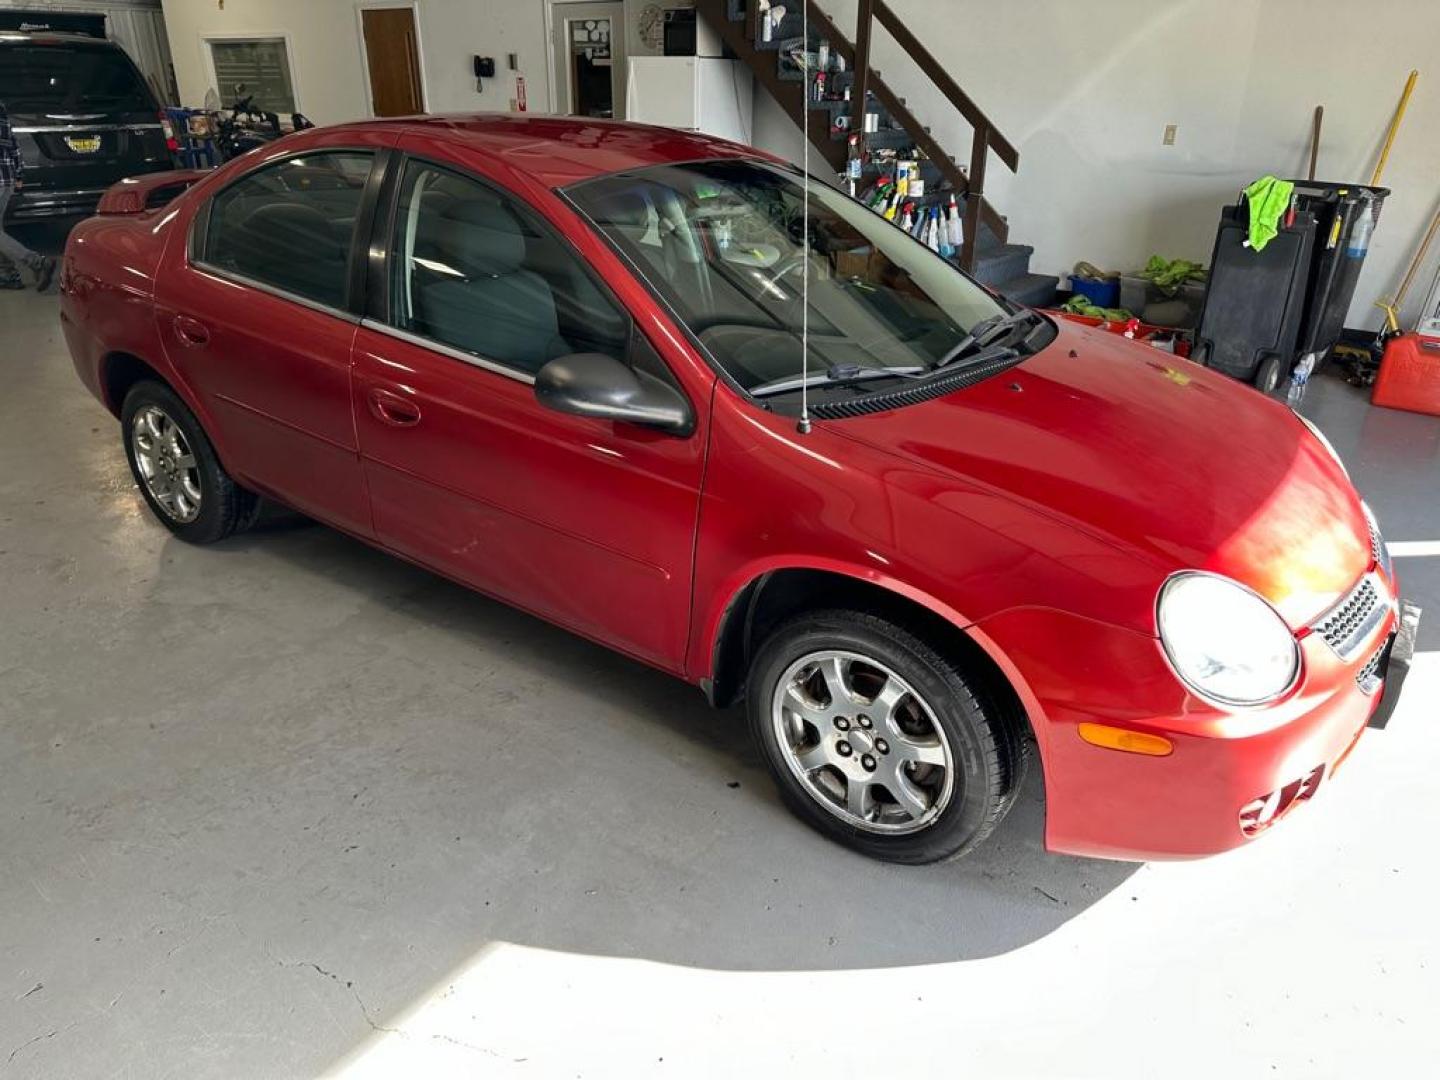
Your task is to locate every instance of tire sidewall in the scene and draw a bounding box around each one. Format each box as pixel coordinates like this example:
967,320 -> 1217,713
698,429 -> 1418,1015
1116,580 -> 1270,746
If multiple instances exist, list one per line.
748,614 -> 1003,864
120,381 -> 231,544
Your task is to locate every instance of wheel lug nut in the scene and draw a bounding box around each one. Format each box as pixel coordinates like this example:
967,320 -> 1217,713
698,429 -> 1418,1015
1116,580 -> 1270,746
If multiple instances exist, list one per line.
858,715 -> 872,729
835,717 -> 850,730
875,739 -> 889,754
862,754 -> 877,771
836,740 -> 852,757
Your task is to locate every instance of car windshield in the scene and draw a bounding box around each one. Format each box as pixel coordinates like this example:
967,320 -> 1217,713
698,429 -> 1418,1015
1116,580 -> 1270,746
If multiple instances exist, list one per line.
567,159 -> 1045,397
0,44 -> 153,114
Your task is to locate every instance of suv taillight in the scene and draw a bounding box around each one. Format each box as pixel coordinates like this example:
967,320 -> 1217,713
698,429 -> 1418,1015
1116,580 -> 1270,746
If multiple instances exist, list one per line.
159,112 -> 179,152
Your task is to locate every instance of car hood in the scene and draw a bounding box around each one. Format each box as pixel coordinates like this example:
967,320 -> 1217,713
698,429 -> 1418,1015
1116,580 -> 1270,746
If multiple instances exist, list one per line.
834,319 -> 1370,629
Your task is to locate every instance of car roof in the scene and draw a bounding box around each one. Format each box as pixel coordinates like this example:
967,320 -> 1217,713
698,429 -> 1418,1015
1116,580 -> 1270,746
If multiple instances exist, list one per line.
330,113 -> 779,189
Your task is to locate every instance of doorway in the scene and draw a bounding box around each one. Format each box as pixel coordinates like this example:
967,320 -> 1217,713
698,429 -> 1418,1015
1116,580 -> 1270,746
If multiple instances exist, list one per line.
549,1 -> 626,119
360,5 -> 425,117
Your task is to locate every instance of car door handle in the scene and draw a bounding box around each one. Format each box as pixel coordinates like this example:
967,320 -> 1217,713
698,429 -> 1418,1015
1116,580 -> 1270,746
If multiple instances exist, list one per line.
367,387 -> 421,427
173,315 -> 210,347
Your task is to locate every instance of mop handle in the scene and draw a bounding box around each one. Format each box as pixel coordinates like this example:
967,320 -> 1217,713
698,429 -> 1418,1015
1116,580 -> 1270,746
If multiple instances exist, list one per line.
1371,69 -> 1418,188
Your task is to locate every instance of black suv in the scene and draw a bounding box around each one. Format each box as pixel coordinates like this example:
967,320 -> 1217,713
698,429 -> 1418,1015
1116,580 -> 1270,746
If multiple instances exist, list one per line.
0,31 -> 172,220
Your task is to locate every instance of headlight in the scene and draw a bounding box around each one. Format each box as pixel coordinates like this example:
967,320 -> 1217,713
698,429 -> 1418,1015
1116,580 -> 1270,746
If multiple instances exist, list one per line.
1157,572 -> 1300,707
1363,502 -> 1393,578
1296,413 -> 1348,479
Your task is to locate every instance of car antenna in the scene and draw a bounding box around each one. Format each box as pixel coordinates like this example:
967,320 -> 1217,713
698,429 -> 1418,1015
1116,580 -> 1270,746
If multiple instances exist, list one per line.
797,0 -> 813,436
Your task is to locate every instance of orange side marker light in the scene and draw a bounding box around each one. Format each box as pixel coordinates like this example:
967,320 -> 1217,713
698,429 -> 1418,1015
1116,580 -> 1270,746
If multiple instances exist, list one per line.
1078,723 -> 1174,757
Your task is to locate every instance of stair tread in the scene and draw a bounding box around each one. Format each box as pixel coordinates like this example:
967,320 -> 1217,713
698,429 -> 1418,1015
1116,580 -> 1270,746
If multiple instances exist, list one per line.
995,272 -> 1060,306
974,242 -> 1035,264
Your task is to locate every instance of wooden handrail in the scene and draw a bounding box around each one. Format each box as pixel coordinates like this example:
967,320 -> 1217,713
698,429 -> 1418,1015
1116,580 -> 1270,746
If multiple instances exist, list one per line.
803,0 -> 1010,266
872,0 -> 1019,173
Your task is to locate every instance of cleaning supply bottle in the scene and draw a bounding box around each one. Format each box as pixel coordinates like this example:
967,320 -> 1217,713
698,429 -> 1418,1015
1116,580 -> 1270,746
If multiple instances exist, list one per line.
1287,353 -> 1316,406
925,208 -> 942,252
899,202 -> 914,232
945,195 -> 964,251
1347,196 -> 1376,259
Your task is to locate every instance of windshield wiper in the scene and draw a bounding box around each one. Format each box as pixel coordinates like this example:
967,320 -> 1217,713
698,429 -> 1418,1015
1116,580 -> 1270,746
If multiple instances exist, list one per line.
751,362 -> 925,398
933,309 -> 1040,371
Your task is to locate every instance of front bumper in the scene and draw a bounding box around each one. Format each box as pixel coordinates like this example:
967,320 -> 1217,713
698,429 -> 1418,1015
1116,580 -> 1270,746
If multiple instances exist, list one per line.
977,593 -> 1417,861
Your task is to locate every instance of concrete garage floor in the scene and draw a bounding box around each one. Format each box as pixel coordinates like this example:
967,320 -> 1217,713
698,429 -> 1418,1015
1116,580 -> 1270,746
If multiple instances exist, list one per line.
2,230 -> 1438,1077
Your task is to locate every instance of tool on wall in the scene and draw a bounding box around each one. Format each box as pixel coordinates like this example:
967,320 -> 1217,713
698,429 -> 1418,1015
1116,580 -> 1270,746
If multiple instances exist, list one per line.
1370,69 -> 1418,187
1307,105 -> 1323,182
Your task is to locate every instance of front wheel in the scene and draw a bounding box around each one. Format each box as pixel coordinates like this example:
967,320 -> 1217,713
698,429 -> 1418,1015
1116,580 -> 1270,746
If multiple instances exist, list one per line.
747,610 -> 1024,864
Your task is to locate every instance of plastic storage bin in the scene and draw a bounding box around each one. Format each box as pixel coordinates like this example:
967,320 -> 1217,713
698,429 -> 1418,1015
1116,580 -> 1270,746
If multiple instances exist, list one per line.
1371,332 -> 1440,416
1118,274 -> 1207,329
1069,274 -> 1120,309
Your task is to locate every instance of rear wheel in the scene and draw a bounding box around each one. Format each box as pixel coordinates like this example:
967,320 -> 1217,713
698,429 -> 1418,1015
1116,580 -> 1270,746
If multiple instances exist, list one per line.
121,380 -> 257,544
747,609 -> 1023,864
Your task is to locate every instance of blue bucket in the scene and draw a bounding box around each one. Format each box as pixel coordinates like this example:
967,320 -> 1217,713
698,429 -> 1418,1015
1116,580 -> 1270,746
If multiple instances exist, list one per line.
1070,275 -> 1120,308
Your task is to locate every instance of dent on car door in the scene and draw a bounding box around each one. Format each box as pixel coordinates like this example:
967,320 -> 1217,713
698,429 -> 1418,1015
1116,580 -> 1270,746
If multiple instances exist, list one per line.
154,148 -> 385,536
350,156 -> 707,669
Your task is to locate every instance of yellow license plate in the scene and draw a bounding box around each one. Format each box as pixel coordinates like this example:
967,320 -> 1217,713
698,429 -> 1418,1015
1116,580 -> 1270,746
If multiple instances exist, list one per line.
64,135 -> 102,154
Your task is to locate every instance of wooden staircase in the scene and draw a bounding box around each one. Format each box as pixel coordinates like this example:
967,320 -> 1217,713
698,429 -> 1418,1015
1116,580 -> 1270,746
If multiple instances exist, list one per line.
695,0 -> 1057,307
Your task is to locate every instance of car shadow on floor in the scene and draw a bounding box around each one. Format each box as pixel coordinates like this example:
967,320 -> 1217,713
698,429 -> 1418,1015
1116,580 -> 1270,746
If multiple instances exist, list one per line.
193,508 -> 1140,971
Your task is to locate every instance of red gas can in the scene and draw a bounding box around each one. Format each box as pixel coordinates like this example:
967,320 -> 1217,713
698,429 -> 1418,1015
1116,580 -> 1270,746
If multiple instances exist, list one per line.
1371,332 -> 1440,416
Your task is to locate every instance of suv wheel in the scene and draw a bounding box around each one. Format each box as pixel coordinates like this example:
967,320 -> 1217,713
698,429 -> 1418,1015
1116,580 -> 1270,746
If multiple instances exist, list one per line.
748,609 -> 1024,864
121,380 -> 257,544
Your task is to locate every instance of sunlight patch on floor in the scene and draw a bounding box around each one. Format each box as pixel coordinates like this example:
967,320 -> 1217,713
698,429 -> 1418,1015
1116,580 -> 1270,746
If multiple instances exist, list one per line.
325,654 -> 1440,1079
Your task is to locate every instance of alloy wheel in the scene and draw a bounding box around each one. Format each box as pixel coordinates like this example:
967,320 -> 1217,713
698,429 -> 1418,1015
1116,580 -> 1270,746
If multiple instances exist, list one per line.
770,650 -> 956,834
131,405 -> 203,524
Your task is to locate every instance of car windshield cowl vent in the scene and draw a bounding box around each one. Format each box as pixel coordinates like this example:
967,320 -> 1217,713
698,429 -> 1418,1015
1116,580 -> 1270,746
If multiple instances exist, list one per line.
807,350 -> 1026,420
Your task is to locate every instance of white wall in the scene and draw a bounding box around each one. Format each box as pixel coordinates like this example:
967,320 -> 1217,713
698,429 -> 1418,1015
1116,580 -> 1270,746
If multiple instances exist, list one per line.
160,0 -> 552,123
756,0 -> 1440,329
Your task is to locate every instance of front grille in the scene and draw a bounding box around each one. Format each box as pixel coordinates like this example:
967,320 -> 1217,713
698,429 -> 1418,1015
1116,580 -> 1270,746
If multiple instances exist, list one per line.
1369,515 -> 1384,566
1312,575 -> 1386,661
1356,641 -> 1387,696
1238,764 -> 1325,838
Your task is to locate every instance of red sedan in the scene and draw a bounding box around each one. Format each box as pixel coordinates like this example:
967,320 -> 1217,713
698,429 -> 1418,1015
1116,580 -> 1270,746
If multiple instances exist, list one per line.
59,116 -> 1417,863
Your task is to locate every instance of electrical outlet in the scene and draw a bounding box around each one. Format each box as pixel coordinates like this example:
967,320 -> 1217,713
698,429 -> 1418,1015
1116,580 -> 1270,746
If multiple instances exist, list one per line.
1163,124 -> 1177,146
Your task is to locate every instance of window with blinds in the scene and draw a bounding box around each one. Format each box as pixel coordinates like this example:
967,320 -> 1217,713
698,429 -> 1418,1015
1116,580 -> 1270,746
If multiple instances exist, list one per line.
208,38 -> 296,113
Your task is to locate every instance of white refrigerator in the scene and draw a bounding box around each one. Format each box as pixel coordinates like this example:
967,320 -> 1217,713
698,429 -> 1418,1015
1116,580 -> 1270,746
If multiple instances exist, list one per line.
624,56 -> 754,146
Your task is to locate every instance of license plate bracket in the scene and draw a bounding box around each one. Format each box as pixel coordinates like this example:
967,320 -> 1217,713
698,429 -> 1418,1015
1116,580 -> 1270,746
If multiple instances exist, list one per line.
1369,600 -> 1421,730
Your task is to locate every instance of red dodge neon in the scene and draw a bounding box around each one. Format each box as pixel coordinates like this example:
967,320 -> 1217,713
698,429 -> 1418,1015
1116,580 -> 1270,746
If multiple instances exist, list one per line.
59,116 -> 1418,863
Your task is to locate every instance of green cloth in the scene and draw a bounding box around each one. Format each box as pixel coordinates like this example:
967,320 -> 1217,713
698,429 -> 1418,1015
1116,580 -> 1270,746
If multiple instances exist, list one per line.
1060,295 -> 1133,322
1242,175 -> 1294,252
1140,255 -> 1207,294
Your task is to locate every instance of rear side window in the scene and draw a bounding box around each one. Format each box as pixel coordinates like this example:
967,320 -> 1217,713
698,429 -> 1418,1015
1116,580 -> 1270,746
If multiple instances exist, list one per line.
201,153 -> 374,310
386,161 -> 629,376
0,45 -> 154,114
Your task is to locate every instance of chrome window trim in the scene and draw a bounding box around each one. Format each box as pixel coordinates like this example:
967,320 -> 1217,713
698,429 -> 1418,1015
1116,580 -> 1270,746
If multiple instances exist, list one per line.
189,261 -> 361,325
13,123 -> 164,133
358,319 -> 536,386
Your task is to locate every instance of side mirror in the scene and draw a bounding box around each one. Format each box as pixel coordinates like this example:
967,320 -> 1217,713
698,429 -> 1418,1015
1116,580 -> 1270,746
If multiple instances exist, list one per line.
534,353 -> 693,435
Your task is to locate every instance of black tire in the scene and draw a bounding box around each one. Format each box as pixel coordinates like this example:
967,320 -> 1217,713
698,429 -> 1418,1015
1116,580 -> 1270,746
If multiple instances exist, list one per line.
120,380 -> 257,544
747,609 -> 1025,864
1254,354 -> 1284,395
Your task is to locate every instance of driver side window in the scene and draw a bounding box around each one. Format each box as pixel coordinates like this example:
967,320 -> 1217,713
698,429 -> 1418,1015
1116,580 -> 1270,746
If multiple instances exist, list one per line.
387,161 -> 630,376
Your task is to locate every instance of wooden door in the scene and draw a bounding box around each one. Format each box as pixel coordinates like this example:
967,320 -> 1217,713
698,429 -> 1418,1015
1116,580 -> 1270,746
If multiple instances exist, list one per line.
362,7 -> 424,117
